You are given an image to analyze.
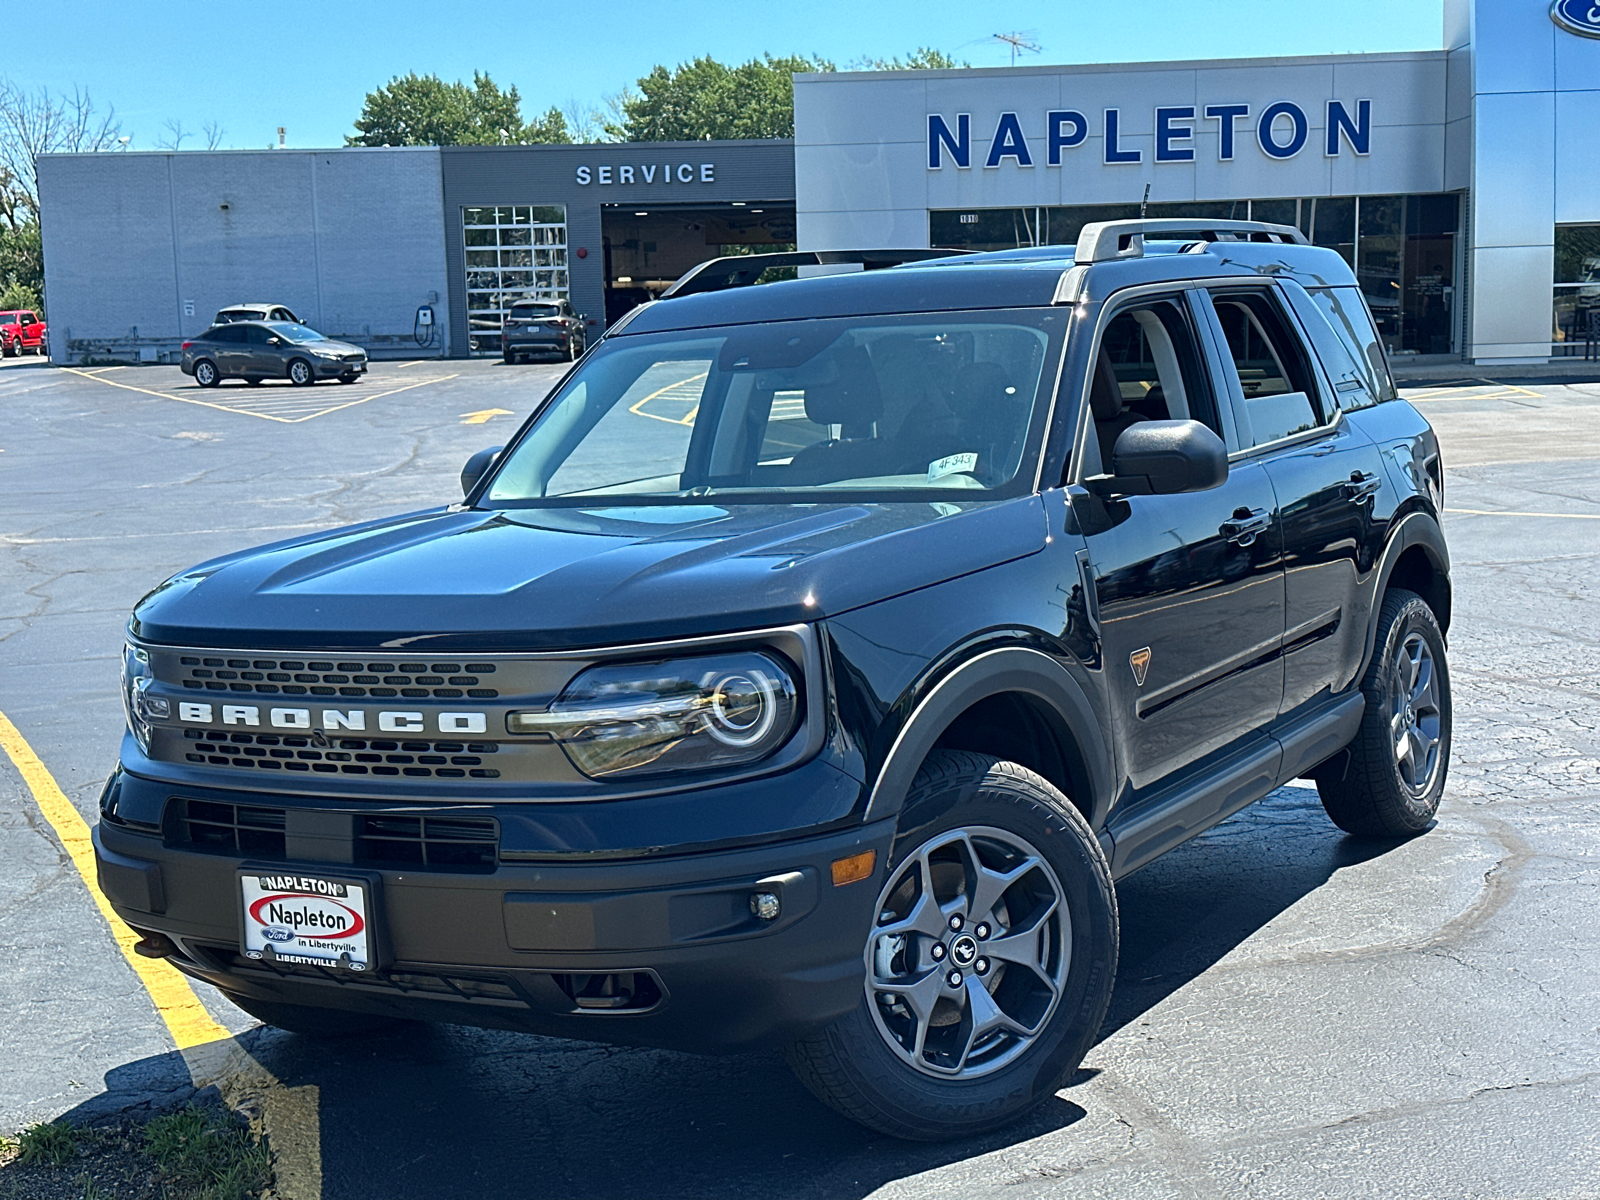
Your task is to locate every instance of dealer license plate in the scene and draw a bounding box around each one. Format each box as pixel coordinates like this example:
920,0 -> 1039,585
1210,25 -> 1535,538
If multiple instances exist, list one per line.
239,871 -> 372,971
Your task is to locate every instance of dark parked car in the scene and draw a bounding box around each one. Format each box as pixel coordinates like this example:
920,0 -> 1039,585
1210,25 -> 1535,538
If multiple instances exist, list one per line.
98,223 -> 1451,1141
180,321 -> 367,387
501,298 -> 587,363
214,303 -> 301,325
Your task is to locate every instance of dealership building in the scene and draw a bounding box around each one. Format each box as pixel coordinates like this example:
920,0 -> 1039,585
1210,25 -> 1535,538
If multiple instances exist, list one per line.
38,0 -> 1600,364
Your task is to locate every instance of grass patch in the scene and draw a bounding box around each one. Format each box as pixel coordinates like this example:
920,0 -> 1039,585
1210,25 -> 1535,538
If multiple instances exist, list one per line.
0,1103 -> 270,1200
17,1121 -> 79,1167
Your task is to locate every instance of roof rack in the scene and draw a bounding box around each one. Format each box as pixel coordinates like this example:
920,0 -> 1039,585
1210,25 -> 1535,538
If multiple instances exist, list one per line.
659,248 -> 969,299
1073,219 -> 1308,266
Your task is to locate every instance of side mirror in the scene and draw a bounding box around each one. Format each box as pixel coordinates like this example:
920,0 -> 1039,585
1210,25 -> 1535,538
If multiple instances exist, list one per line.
267,336 -> 282,346
1091,420 -> 1228,496
461,445 -> 504,499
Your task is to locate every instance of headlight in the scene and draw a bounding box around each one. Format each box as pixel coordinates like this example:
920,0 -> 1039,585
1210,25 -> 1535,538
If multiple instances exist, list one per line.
508,651 -> 800,779
310,346 -> 342,358
121,644 -> 168,755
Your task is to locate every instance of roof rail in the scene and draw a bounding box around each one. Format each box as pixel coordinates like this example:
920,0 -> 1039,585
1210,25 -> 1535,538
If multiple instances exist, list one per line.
659,248 -> 969,299
1073,219 -> 1308,266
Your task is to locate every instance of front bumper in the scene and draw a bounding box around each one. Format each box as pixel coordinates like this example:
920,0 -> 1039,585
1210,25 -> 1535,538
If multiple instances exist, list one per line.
315,358 -> 366,377
94,797 -> 892,1052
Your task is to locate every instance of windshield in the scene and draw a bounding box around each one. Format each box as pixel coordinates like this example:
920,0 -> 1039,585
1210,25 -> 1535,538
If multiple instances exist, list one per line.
265,322 -> 327,343
483,310 -> 1063,506
511,303 -> 561,319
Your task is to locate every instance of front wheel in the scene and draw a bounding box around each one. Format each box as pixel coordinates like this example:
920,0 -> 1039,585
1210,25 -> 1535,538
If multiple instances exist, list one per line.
1318,587 -> 1451,837
194,359 -> 220,388
2,339 -> 16,358
785,751 -> 1117,1141
288,358 -> 315,387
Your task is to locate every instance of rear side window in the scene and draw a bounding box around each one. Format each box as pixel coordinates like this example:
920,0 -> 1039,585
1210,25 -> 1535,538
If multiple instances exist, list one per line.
208,326 -> 245,343
1207,290 -> 1326,448
1288,285 -> 1397,410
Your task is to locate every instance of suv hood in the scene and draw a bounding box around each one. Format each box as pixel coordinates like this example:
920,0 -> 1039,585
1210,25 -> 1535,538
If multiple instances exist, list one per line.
130,498 -> 1048,651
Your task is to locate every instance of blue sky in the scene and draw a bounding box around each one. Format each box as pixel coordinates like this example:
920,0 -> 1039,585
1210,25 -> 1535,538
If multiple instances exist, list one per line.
14,0 -> 1445,150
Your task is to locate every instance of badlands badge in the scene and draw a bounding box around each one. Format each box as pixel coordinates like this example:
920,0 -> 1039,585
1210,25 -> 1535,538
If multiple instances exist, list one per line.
1129,647 -> 1152,687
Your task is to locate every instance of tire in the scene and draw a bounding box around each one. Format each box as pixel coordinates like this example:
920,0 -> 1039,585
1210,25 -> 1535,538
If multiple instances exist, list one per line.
502,348 -> 515,364
337,373 -> 358,384
288,358 -> 315,387
225,993 -> 416,1038
194,359 -> 220,388
565,337 -> 578,361
2,338 -> 15,358
1318,587 -> 1451,837
785,751 -> 1117,1141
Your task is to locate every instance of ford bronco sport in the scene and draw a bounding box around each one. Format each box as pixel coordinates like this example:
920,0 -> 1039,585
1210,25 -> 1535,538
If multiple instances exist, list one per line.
95,220 -> 1451,1140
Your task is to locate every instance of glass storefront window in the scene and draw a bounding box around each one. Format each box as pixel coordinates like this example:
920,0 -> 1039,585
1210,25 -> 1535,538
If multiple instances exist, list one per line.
1251,199 -> 1298,227
1554,225 -> 1600,354
1309,197 -> 1356,266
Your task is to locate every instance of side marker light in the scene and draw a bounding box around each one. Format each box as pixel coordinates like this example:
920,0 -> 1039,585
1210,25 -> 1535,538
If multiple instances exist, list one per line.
831,849 -> 877,887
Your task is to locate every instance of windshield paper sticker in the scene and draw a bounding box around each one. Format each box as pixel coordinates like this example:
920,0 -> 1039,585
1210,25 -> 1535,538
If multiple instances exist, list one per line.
927,452 -> 979,483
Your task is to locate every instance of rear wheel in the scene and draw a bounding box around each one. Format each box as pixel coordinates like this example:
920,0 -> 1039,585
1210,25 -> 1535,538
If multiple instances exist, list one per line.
194,359 -> 220,388
226,994 -> 416,1038
288,358 -> 315,387
1318,587 -> 1451,837
785,751 -> 1117,1141
565,337 -> 578,361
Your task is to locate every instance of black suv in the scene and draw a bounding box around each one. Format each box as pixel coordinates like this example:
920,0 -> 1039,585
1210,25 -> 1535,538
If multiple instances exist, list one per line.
95,221 -> 1451,1141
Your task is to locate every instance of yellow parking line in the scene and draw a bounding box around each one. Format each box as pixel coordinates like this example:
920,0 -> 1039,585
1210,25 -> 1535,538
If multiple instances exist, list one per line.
1446,507 -> 1600,520
629,371 -> 707,426
0,710 -> 233,1049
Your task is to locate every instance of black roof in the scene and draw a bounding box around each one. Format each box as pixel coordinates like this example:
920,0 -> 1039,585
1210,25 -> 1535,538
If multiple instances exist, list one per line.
618,238 -> 1359,336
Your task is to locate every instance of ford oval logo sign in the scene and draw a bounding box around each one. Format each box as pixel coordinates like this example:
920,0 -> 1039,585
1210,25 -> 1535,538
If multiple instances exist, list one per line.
261,925 -> 296,942
1552,0 -> 1600,38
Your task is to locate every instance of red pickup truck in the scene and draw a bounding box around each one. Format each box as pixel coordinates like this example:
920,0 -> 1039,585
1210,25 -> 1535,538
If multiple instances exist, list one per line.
0,310 -> 47,356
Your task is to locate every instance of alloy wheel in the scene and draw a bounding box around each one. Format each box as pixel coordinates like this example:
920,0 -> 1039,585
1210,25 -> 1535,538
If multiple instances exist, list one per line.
1390,631 -> 1443,794
865,825 -> 1069,1079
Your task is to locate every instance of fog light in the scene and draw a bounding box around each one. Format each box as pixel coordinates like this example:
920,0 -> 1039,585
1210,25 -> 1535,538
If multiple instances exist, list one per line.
830,849 -> 877,887
750,891 -> 780,921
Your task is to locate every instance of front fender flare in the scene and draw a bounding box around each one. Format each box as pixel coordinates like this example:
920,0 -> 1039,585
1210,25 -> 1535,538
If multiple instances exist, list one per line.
1359,509 -> 1451,680
862,646 -> 1113,831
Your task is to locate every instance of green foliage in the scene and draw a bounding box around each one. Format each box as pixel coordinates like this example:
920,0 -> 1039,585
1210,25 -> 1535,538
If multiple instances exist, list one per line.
858,47 -> 968,70
143,1106 -> 268,1200
16,1121 -> 78,1167
346,72 -> 568,147
615,54 -> 830,141
0,217 -> 43,314
613,49 -> 966,141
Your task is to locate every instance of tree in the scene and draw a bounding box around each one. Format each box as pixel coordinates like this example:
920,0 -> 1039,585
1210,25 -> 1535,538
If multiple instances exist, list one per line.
0,217 -> 42,314
346,72 -> 568,147
615,55 -> 828,141
614,50 -> 966,141
0,79 -> 123,223
858,48 -> 967,70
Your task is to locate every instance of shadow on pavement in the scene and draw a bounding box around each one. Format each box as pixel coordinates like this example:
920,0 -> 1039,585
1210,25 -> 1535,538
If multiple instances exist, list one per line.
24,786 -> 1413,1199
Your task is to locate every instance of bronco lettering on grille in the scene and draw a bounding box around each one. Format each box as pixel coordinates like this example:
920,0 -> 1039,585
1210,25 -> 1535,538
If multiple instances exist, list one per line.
176,702 -> 487,735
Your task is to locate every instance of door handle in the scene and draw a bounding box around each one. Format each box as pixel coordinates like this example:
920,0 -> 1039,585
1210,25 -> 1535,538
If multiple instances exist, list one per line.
1341,470 -> 1382,500
1219,507 -> 1271,546
1074,548 -> 1102,639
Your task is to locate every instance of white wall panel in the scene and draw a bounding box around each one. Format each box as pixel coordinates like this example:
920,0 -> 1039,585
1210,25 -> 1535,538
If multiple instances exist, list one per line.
796,206 -> 928,249
1555,89 -> 1600,224
1471,91 -> 1556,247
1469,244 -> 1555,352
1473,2 -> 1556,94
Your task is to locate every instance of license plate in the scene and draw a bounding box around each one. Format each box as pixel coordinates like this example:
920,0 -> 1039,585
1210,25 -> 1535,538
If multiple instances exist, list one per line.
239,871 -> 373,971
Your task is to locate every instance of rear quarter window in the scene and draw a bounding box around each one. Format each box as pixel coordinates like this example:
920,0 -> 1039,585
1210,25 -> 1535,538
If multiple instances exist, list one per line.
1287,284 -> 1397,411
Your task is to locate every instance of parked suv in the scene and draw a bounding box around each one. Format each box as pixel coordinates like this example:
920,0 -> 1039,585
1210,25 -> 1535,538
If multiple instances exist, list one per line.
0,309 -> 46,356
95,223 -> 1451,1141
501,298 -> 586,363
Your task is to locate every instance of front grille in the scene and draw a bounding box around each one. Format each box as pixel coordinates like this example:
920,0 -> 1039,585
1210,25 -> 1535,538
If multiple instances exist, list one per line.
357,814 -> 497,870
180,798 -> 287,857
175,655 -> 499,701
339,352 -> 364,362
180,730 -> 502,779
173,799 -> 499,871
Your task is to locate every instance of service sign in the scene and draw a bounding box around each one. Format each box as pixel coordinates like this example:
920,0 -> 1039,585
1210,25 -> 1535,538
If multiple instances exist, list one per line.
240,873 -> 372,970
1552,0 -> 1600,38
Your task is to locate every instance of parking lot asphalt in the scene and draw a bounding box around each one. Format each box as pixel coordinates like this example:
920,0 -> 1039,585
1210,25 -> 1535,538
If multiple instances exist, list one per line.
2,355 -> 1598,1198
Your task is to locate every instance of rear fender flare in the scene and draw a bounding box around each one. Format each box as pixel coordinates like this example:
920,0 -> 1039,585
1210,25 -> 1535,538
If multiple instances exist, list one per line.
862,646 -> 1114,831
